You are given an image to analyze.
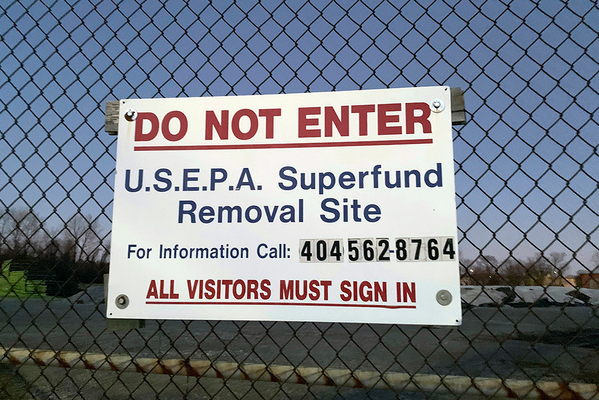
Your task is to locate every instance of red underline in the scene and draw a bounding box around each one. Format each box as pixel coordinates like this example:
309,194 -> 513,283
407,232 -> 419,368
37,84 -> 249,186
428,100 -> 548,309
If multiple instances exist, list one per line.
134,139 -> 433,152
145,301 -> 416,310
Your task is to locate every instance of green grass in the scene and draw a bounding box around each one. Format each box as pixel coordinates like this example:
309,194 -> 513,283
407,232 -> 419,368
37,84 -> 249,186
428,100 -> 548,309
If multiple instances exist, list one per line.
0,260 -> 46,299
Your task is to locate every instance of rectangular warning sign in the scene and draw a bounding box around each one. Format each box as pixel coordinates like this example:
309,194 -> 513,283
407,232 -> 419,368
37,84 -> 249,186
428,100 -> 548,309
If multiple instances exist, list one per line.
107,86 -> 461,325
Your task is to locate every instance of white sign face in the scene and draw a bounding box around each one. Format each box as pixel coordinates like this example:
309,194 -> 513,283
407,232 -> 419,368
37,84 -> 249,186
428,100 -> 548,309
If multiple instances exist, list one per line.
107,87 -> 461,325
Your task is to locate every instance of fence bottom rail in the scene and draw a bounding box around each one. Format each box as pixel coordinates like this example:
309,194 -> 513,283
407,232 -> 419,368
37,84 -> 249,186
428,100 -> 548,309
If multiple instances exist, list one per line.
1,347 -> 597,399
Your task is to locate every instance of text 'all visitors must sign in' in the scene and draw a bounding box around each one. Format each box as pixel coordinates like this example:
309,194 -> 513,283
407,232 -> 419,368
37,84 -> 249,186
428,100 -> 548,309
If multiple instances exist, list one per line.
107,86 -> 462,325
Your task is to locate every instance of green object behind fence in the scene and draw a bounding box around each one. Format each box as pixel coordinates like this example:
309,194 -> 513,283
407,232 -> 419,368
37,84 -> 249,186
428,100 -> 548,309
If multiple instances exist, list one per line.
0,261 -> 46,298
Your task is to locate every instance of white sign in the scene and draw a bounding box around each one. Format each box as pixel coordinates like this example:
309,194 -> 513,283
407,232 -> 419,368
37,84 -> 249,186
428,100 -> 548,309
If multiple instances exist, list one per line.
107,87 -> 461,325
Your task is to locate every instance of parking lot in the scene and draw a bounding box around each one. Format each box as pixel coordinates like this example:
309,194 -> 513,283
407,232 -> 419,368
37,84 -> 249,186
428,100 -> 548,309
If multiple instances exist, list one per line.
1,287 -> 598,399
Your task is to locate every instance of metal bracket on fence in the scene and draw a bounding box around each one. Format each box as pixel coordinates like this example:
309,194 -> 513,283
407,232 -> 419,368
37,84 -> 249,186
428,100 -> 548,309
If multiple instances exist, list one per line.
104,88 -> 466,136
105,101 -> 119,135
450,87 -> 466,125
103,274 -> 145,331
2,347 -> 596,398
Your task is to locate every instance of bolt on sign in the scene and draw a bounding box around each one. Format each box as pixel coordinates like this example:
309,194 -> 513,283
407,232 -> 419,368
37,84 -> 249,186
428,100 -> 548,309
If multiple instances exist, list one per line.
107,86 -> 461,325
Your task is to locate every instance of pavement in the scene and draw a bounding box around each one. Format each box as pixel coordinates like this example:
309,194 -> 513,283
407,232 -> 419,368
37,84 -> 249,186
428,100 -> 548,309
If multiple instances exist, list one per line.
0,286 -> 597,398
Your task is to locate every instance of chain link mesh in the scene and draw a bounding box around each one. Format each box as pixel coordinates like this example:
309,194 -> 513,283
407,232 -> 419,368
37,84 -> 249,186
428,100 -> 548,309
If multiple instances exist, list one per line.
1,0 -> 598,398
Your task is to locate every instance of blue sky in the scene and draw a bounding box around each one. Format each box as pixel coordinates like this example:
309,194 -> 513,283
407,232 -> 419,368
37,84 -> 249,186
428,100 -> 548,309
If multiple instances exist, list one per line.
1,0 -> 597,273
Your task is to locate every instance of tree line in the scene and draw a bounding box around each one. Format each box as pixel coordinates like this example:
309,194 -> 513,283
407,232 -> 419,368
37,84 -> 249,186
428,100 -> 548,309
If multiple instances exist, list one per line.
461,252 -> 569,286
0,208 -> 581,296
0,208 -> 109,296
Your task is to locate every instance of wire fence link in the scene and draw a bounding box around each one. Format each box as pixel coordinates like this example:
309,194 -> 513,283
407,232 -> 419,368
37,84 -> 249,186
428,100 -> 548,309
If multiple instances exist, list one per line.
1,1 -> 598,398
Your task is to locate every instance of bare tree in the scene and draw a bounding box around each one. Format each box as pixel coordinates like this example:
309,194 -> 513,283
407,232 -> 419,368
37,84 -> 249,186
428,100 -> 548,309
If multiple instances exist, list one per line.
470,255 -> 502,285
63,214 -> 104,262
460,257 -> 475,285
549,251 -> 566,271
590,251 -> 599,273
0,208 -> 43,257
500,258 -> 527,286
547,251 -> 568,285
519,253 -> 554,286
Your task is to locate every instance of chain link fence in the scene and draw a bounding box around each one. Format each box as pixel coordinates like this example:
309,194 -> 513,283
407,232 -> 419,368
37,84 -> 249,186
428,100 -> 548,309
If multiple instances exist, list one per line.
1,0 -> 598,398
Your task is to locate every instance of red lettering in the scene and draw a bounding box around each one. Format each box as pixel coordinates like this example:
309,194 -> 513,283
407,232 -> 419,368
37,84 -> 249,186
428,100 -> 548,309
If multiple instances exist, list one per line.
351,104 -> 375,136
278,280 -> 331,301
135,112 -> 159,141
402,282 -> 416,303
397,282 -> 416,303
205,110 -> 229,140
185,279 -> 272,301
232,109 -> 258,140
259,108 -> 281,139
359,281 -> 373,301
146,280 -> 158,299
187,280 -> 202,299
280,280 -> 294,300
221,279 -> 233,299
159,280 -> 168,299
298,107 -> 321,137
340,281 -> 387,302
247,280 -> 259,299
374,282 -> 387,302
324,106 -> 349,137
320,280 -> 332,300
161,111 -> 187,141
169,280 -> 179,299
187,280 -> 197,298
260,280 -> 271,300
205,279 -> 216,299
295,280 -> 308,300
405,102 -> 432,134
378,103 -> 402,135
340,280 -> 351,301
232,279 -> 246,300
308,280 -> 320,300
